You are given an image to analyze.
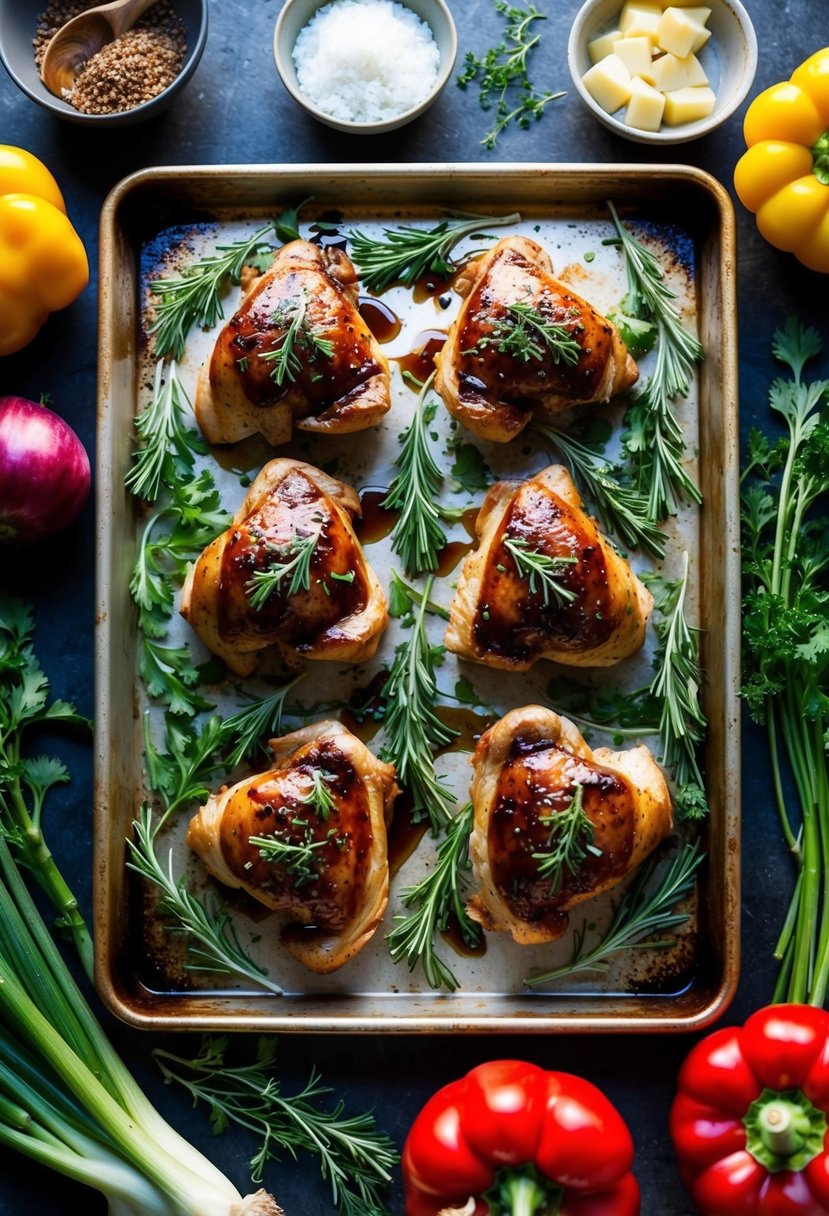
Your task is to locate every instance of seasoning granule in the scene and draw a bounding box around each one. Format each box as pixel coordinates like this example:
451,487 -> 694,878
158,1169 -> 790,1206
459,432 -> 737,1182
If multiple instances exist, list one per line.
34,1 -> 187,115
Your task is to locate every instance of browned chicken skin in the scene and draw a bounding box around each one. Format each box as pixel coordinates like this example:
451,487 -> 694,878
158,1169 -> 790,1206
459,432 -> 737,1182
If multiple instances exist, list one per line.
180,459 -> 387,676
435,236 -> 638,442
187,721 -> 399,974
468,706 -> 673,944
445,464 -> 652,670
195,240 -> 391,446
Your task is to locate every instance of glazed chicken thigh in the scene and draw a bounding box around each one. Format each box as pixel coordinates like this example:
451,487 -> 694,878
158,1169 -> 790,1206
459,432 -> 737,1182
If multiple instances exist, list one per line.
468,706 -> 673,945
445,464 -> 652,670
195,239 -> 391,446
180,459 -> 387,676
187,721 -> 399,974
435,235 -> 638,442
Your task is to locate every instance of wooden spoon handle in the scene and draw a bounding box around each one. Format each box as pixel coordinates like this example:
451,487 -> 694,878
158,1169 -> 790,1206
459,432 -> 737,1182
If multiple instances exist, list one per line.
108,0 -> 163,38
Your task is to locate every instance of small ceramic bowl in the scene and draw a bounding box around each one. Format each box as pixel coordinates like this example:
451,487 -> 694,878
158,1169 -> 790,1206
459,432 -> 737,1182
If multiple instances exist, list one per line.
0,0 -> 208,127
274,0 -> 457,135
568,0 -> 758,145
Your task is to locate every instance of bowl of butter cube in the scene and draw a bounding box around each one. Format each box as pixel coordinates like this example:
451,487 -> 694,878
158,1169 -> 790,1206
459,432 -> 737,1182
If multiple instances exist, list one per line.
568,0 -> 757,143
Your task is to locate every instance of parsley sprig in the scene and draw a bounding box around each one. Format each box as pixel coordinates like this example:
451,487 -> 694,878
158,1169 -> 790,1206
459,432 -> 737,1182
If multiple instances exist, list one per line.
533,785 -> 601,892
503,537 -> 578,606
348,212 -> 521,293
458,0 -> 565,149
608,201 -> 703,520
466,301 -> 582,365
741,317 -> 829,1005
387,802 -> 480,991
154,1036 -> 398,1214
525,840 -> 703,985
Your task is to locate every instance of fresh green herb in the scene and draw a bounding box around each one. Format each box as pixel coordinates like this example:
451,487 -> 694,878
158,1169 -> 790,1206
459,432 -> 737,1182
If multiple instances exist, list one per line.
533,785 -> 601,892
258,294 -> 334,387
128,807 -> 282,993
349,212 -> 521,293
246,526 -> 321,610
741,318 -> 829,1006
154,1036 -> 398,1214
608,201 -> 703,520
301,768 -> 336,818
237,356 -> 250,373
466,301 -> 582,366
644,555 -> 709,819
524,840 -> 703,985
379,576 -> 458,831
545,675 -> 660,740
447,436 -> 492,495
383,373 -> 448,577
330,570 -> 355,584
250,820 -> 339,889
608,310 -> 657,358
148,220 -> 279,360
221,680 -> 304,770
387,569 -> 450,622
532,420 -> 667,559
0,596 -> 93,976
458,0 -> 565,149
125,362 -> 206,503
387,803 -> 480,991
503,536 -> 578,606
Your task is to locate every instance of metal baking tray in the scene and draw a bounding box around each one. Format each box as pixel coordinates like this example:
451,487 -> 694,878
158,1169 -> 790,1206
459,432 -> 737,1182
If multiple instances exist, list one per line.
95,163 -> 740,1033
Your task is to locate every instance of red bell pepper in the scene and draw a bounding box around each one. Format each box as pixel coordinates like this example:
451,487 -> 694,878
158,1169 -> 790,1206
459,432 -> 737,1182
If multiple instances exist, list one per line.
402,1059 -> 639,1216
670,1004 -> 829,1214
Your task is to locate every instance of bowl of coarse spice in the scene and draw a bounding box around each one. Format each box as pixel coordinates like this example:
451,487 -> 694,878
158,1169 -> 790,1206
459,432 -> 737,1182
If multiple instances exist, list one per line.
0,0 -> 207,125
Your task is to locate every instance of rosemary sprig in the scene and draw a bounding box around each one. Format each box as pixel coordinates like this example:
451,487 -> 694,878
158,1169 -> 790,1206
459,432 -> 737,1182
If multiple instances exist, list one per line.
348,212 -> 521,293
154,1036 -> 398,1213
388,569 -> 450,622
250,821 -> 337,890
125,362 -> 204,503
148,221 -> 279,360
383,373 -> 447,577
387,803 -> 480,992
532,420 -> 667,559
533,785 -> 601,893
466,301 -> 582,365
221,680 -> 304,771
379,576 -> 458,832
246,526 -> 321,610
524,840 -> 703,985
645,554 -> 709,819
258,295 -> 334,387
457,0 -> 565,149
301,768 -> 336,817
608,201 -> 703,520
503,537 -> 578,606
127,807 -> 282,993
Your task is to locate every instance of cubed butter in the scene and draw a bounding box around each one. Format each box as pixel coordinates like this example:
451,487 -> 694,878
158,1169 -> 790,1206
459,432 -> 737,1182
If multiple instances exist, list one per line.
582,54 -> 632,114
619,1 -> 662,42
625,76 -> 666,130
663,84 -> 716,124
613,35 -> 653,78
589,28 -> 623,63
649,50 -> 708,91
657,7 -> 708,57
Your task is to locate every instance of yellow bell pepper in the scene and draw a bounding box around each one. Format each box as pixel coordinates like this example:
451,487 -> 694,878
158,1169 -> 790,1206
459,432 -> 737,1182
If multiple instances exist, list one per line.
0,146 -> 89,357
734,49 -> 829,273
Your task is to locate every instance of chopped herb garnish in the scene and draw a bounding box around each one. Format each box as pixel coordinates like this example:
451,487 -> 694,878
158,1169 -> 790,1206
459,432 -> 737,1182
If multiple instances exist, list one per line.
259,294 -> 334,387
466,300 -> 582,365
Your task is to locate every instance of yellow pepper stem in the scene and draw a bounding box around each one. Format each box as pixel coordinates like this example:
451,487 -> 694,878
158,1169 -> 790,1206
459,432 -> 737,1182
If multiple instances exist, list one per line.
813,131 -> 829,185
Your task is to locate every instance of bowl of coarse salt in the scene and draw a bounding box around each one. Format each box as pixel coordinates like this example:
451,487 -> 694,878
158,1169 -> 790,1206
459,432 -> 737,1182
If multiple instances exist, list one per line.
274,0 -> 457,134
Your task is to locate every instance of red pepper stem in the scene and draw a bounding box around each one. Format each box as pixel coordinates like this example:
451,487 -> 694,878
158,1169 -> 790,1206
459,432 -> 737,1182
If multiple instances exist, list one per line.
744,1088 -> 828,1173
756,1102 -> 809,1158
484,1166 -> 564,1216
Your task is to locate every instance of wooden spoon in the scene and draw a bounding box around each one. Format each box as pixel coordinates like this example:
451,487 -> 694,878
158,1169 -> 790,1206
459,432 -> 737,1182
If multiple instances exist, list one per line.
40,0 -> 163,97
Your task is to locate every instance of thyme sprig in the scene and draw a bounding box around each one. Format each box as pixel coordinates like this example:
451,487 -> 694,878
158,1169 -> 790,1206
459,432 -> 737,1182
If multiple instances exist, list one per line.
259,294 -> 334,387
379,576 -> 458,832
608,201 -> 703,520
503,537 -> 578,606
348,211 -> 521,293
532,420 -> 667,559
246,526 -> 321,610
387,802 -> 480,992
525,840 -> 703,985
154,1036 -> 398,1214
458,0 -> 565,149
467,301 -> 582,365
383,373 -> 448,577
533,785 -> 601,892
148,221 -> 279,360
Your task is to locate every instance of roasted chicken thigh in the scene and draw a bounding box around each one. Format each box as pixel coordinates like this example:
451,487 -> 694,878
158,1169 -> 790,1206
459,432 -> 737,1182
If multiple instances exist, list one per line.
187,721 -> 399,974
195,240 -> 391,446
180,459 -> 387,676
445,464 -> 652,670
468,706 -> 673,945
435,236 -> 638,442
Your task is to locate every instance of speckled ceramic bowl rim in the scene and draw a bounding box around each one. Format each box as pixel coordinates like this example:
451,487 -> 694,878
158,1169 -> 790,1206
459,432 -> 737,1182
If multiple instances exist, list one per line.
0,0 -> 208,126
273,0 -> 458,134
567,0 -> 758,145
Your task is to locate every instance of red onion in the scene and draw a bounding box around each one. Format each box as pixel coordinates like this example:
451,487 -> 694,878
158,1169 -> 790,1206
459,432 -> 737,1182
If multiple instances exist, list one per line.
0,396 -> 91,544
